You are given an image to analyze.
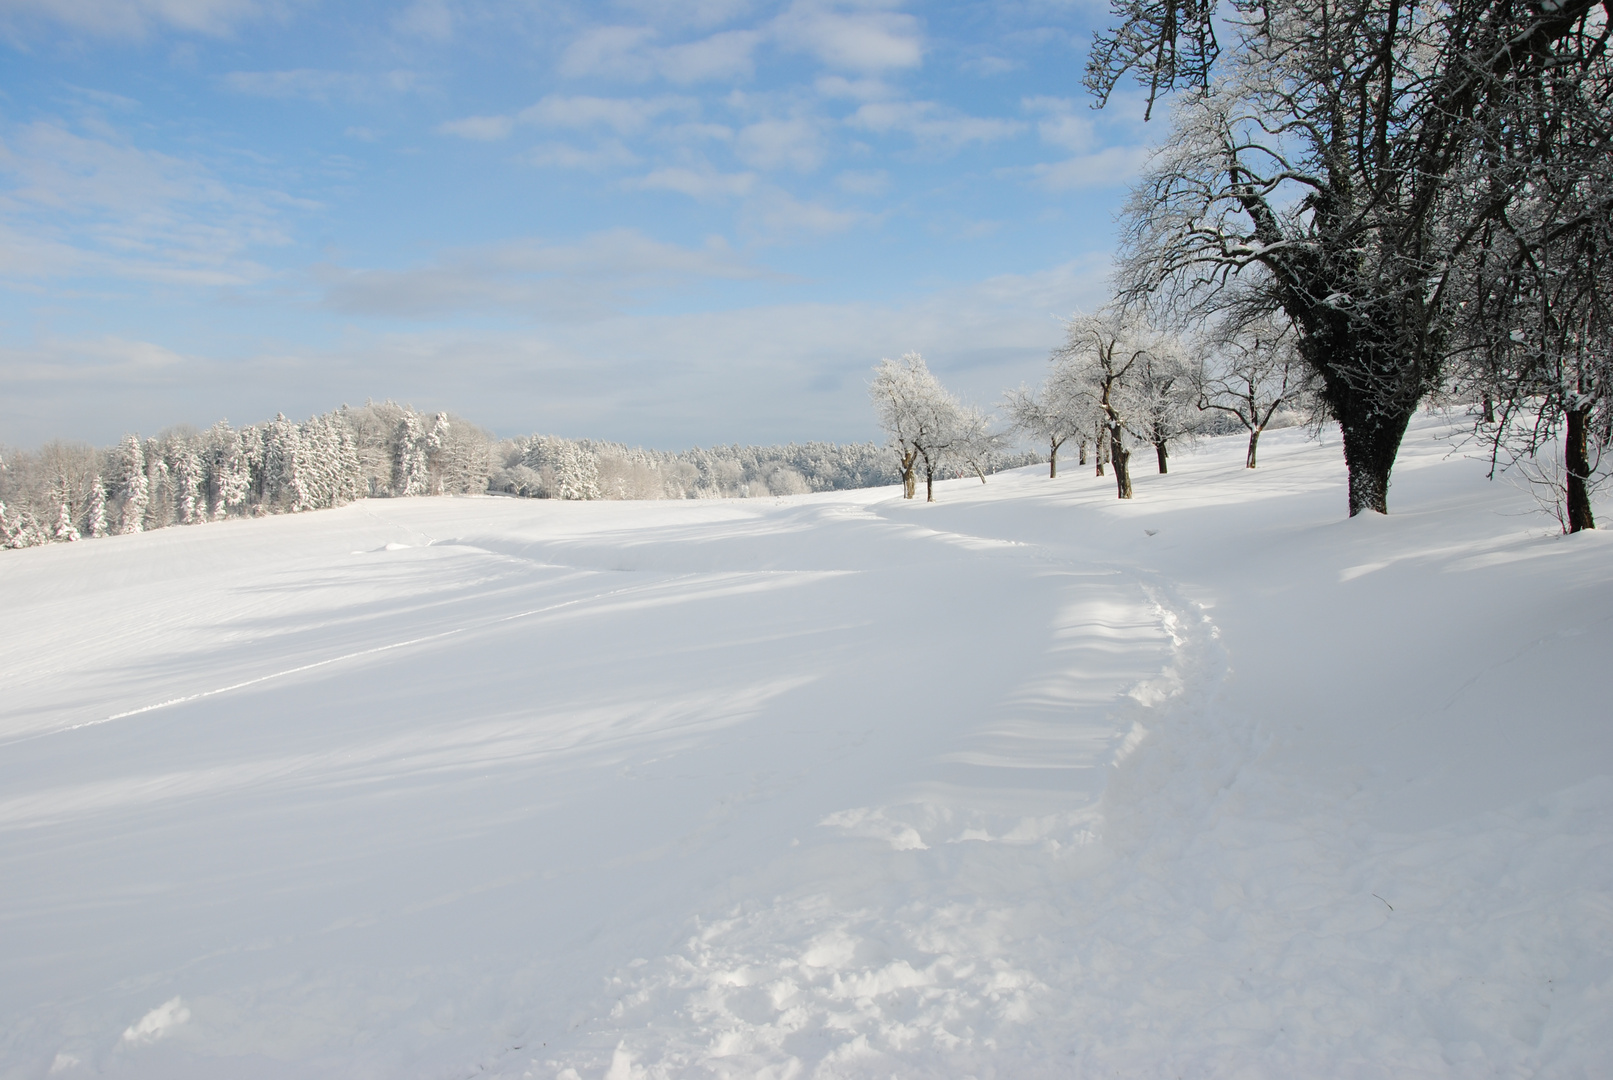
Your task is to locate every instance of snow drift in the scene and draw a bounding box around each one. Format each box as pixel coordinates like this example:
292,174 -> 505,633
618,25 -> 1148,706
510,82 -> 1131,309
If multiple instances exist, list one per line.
1,417 -> 1609,1078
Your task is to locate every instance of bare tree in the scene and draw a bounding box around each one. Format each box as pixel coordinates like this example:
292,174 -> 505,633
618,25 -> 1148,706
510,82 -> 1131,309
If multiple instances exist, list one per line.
1126,337 -> 1198,474
1195,312 -> 1317,469
1054,310 -> 1161,499
1087,0 -> 1613,516
1005,377 -> 1088,478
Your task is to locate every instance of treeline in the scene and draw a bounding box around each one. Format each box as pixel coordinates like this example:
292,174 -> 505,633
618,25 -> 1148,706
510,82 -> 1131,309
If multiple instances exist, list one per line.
0,402 -> 1040,550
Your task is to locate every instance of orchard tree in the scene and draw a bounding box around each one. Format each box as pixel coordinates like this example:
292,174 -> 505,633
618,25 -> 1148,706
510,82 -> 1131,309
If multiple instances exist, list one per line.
1195,310 -> 1318,469
1454,34 -> 1613,533
1126,337 -> 1197,474
870,353 -> 940,500
1087,0 -> 1613,516
1054,310 -> 1163,499
1006,377 -> 1089,478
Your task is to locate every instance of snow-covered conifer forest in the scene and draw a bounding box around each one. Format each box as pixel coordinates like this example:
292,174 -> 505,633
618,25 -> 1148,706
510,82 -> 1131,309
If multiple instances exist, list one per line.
0,400 -> 1040,550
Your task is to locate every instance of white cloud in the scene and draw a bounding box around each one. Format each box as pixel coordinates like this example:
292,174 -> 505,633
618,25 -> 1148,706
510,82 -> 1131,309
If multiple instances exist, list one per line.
436,115 -> 515,141
559,25 -> 661,80
658,30 -> 765,82
965,55 -> 1019,76
559,24 -> 764,84
0,0 -> 261,37
741,188 -> 861,235
222,69 -> 420,103
519,95 -> 697,135
848,101 -> 1023,148
1017,145 -> 1152,190
0,336 -> 191,387
630,166 -> 757,199
735,117 -> 825,172
813,75 -> 894,100
0,120 -> 295,287
315,229 -> 768,320
393,0 -> 452,41
773,0 -> 923,72
834,168 -> 888,194
1021,96 -> 1096,152
528,141 -> 640,170
657,122 -> 735,143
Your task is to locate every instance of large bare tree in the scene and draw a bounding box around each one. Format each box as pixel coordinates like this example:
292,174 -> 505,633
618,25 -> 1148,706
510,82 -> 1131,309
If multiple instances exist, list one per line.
1087,0 -> 1613,515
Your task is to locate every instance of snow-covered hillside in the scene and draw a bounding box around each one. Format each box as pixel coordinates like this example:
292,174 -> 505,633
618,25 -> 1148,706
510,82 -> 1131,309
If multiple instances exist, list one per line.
2,417 -> 1609,1079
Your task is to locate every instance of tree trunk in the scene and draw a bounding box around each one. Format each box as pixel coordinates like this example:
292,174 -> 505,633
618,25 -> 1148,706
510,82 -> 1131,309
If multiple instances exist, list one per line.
1481,395 -> 1495,425
1079,440 -> 1088,466
902,466 -> 916,499
925,465 -> 935,503
1049,441 -> 1058,478
1565,406 -> 1595,532
1246,428 -> 1260,469
1154,441 -> 1168,474
1110,428 -> 1133,499
1336,403 -> 1413,516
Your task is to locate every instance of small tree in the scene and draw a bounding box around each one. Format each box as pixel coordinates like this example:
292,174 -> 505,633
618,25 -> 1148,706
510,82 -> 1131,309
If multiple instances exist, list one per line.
1126,337 -> 1197,474
870,353 -> 942,500
1195,313 -> 1317,469
1054,310 -> 1161,499
1005,378 -> 1088,478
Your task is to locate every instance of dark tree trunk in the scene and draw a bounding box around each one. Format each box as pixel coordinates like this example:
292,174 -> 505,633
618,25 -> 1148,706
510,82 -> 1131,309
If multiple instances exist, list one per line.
925,466 -> 935,503
902,466 -> 916,500
1336,403 -> 1414,516
1301,315 -> 1428,516
1245,429 -> 1260,469
1110,430 -> 1133,499
1565,406 -> 1595,532
1481,395 -> 1495,424
1079,440 -> 1088,466
1154,441 -> 1168,474
1049,441 -> 1058,478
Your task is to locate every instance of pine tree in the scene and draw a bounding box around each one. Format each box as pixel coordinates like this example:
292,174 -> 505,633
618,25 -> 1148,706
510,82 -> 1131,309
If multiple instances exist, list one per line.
84,478 -> 108,538
115,435 -> 147,534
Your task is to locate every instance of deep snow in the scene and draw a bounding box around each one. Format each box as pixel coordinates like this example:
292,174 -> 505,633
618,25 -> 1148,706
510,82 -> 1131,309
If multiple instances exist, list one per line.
1,417 -> 1610,1079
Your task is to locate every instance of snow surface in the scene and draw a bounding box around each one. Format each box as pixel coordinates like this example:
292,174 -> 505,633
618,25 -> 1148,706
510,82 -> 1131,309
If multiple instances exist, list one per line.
2,417 -> 1611,1079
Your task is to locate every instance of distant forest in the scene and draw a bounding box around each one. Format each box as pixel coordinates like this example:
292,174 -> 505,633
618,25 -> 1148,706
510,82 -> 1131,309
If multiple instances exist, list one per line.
0,401 -> 1040,549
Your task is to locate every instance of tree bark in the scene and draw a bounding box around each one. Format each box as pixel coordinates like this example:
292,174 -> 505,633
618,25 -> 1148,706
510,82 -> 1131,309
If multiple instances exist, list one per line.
1245,428 -> 1260,469
1565,406 -> 1595,532
925,466 -> 935,502
1154,441 -> 1168,474
1336,402 -> 1414,516
1110,429 -> 1133,499
902,467 -> 916,499
1049,441 -> 1058,478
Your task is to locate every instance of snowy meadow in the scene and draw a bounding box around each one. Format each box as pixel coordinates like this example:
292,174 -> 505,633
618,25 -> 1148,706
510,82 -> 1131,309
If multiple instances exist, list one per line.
2,416 -> 1609,1078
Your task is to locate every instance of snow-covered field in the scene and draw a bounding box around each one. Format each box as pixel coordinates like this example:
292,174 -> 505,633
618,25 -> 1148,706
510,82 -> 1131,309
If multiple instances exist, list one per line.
2,417 -> 1610,1079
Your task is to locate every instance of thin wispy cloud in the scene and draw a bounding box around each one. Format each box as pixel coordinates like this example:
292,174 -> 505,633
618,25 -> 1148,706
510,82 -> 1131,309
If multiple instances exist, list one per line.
629,166 -> 757,199
315,229 -> 769,320
560,25 -> 764,83
223,69 -> 422,103
0,0 -> 263,38
847,101 -> 1023,149
0,119 -> 300,287
772,0 -> 923,72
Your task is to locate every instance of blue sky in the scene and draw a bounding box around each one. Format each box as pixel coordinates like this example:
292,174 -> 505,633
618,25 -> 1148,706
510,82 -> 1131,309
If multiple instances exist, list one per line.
0,0 -> 1156,449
